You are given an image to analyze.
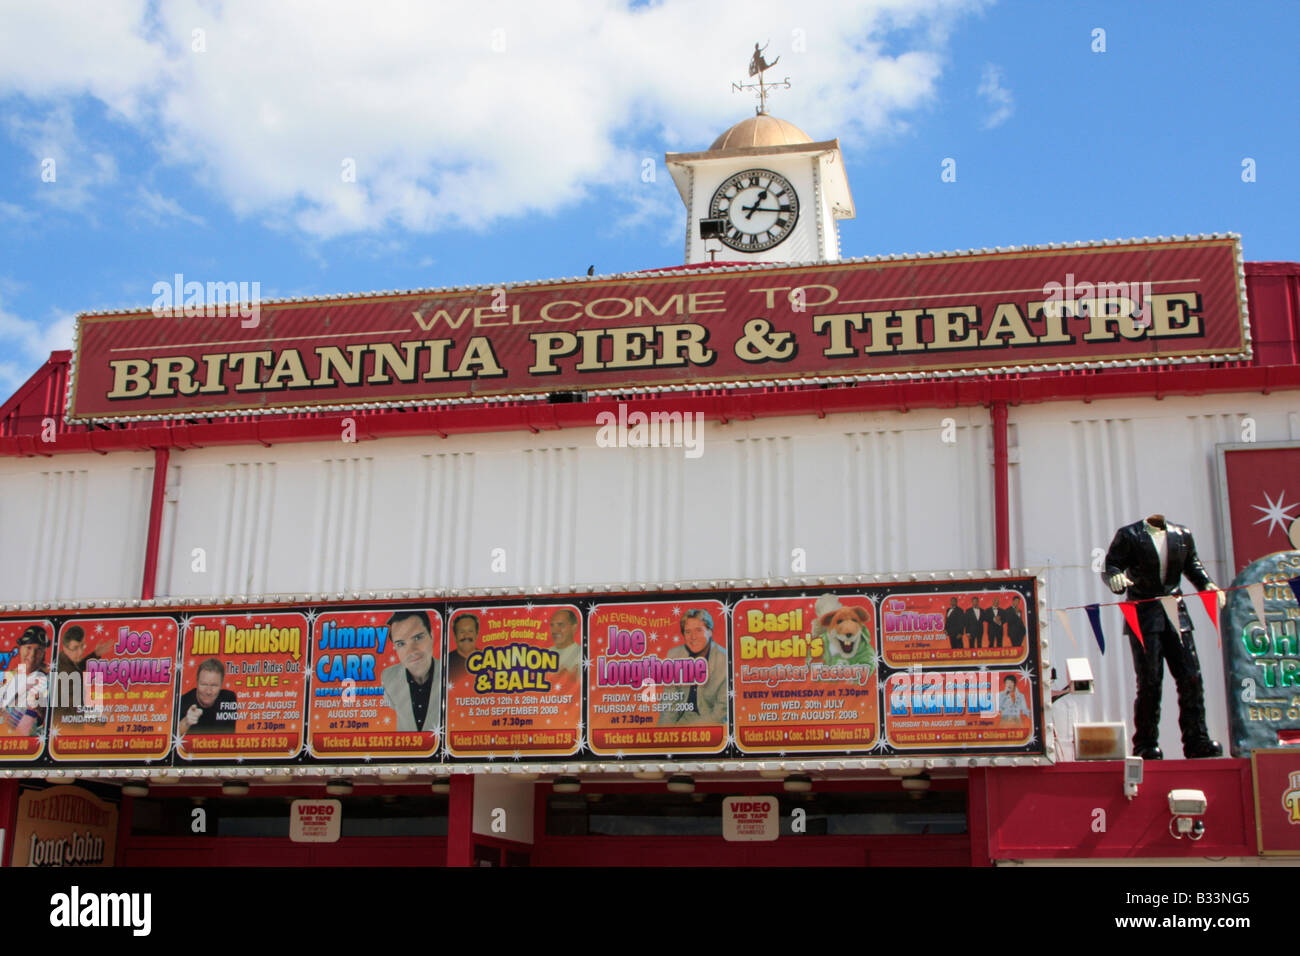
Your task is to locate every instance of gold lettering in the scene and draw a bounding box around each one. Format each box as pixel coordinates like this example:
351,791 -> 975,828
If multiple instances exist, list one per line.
540,300 -> 582,323
586,297 -> 633,320
632,295 -> 684,318
473,306 -> 508,327
688,291 -> 726,313
811,313 -> 862,357
150,356 -> 200,396
451,337 -> 505,378
862,310 -> 925,353
530,332 -> 578,373
421,340 -> 454,380
607,325 -> 655,368
575,328 -> 606,370
198,353 -> 229,393
313,345 -> 368,386
264,349 -> 311,389
660,323 -> 713,366
749,286 -> 794,309
227,351 -> 274,391
367,341 -> 422,383
930,306 -> 979,350
1027,300 -> 1074,344
981,304 -> 1037,347
107,359 -> 152,399
1149,293 -> 1202,337
412,307 -> 471,331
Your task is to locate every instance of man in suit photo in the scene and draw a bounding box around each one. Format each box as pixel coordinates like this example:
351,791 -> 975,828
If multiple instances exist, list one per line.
380,610 -> 441,733
944,597 -> 965,650
1004,596 -> 1027,648
987,596 -> 1006,648
965,595 -> 985,650
658,608 -> 727,726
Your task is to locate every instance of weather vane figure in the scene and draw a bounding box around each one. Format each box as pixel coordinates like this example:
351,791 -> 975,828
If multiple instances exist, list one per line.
733,41 -> 791,115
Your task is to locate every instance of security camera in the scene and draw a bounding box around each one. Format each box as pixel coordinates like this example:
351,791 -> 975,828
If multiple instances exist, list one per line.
1168,788 -> 1207,841
1065,657 -> 1095,695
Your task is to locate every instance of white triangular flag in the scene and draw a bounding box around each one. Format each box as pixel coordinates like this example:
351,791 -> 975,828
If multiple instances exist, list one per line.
1159,595 -> 1182,632
1054,609 -> 1078,651
1247,582 -> 1267,624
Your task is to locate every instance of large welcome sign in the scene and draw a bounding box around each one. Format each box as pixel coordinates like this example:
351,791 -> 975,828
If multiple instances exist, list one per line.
67,236 -> 1247,421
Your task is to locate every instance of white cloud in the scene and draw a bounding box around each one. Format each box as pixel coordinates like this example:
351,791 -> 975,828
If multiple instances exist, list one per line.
0,0 -> 986,238
133,186 -> 206,226
4,105 -> 118,210
977,63 -> 1013,129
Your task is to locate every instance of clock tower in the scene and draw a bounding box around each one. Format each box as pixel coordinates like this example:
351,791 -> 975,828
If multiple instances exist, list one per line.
665,55 -> 854,265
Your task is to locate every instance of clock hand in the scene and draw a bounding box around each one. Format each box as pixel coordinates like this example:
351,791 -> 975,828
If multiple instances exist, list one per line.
743,189 -> 768,219
740,204 -> 782,214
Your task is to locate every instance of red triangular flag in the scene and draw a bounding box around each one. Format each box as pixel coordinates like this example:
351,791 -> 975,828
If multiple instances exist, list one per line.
1119,601 -> 1144,649
1196,589 -> 1221,647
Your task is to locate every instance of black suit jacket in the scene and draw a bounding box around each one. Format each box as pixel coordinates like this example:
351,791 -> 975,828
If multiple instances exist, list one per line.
944,607 -> 965,640
1103,520 -> 1214,633
986,608 -> 1005,639
1004,607 -> 1026,644
964,607 -> 984,640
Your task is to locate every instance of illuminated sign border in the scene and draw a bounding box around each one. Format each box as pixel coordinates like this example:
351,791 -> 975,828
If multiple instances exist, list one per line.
64,235 -> 1250,424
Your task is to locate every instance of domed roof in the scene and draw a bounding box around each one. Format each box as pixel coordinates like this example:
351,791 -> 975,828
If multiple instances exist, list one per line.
708,113 -> 813,151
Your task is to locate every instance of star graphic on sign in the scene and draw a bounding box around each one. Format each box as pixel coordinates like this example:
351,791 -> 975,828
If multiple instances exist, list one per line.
1252,490 -> 1298,538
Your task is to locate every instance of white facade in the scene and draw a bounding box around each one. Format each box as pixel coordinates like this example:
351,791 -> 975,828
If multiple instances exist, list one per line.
4,392 -> 1296,758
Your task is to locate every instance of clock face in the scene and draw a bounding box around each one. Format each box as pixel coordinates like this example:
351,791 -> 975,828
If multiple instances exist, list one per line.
707,169 -> 799,252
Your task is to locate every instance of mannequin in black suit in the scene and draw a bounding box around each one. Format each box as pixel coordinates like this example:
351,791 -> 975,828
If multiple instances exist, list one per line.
1102,514 -> 1225,760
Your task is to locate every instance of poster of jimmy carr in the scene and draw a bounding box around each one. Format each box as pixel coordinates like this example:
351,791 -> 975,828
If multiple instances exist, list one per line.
308,608 -> 442,759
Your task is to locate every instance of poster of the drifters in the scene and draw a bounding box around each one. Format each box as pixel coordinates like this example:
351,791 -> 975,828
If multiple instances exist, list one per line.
0,580 -> 1041,764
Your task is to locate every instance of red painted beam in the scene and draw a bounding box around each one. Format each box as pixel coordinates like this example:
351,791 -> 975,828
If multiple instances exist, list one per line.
991,401 -> 1010,570
4,363 -> 1300,458
446,774 -> 474,867
140,447 -> 170,600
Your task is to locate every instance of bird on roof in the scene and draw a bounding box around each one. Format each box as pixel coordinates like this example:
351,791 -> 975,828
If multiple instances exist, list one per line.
587,265 -> 594,276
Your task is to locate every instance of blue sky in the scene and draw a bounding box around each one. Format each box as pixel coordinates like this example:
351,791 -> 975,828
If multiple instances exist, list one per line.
0,0 -> 1296,397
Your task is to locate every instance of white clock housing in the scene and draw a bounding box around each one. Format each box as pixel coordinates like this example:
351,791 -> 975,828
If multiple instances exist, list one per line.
665,113 -> 855,265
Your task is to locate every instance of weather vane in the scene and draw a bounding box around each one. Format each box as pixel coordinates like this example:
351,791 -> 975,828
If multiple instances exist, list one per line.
731,41 -> 791,115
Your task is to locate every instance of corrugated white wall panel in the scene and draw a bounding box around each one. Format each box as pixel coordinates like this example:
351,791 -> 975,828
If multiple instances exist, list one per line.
1015,397 -> 1255,758
0,454 -> 153,602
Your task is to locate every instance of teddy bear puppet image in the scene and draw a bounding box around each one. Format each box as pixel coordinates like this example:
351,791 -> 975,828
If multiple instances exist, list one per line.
811,594 -> 877,672
1101,513 -> 1226,760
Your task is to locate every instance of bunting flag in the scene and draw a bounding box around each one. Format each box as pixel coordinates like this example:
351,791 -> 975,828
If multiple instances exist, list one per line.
1289,576 -> 1300,607
1084,604 -> 1105,654
1118,601 -> 1145,649
1054,609 -> 1079,651
1158,595 -> 1182,633
1247,582 -> 1268,625
1196,589 -> 1221,646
